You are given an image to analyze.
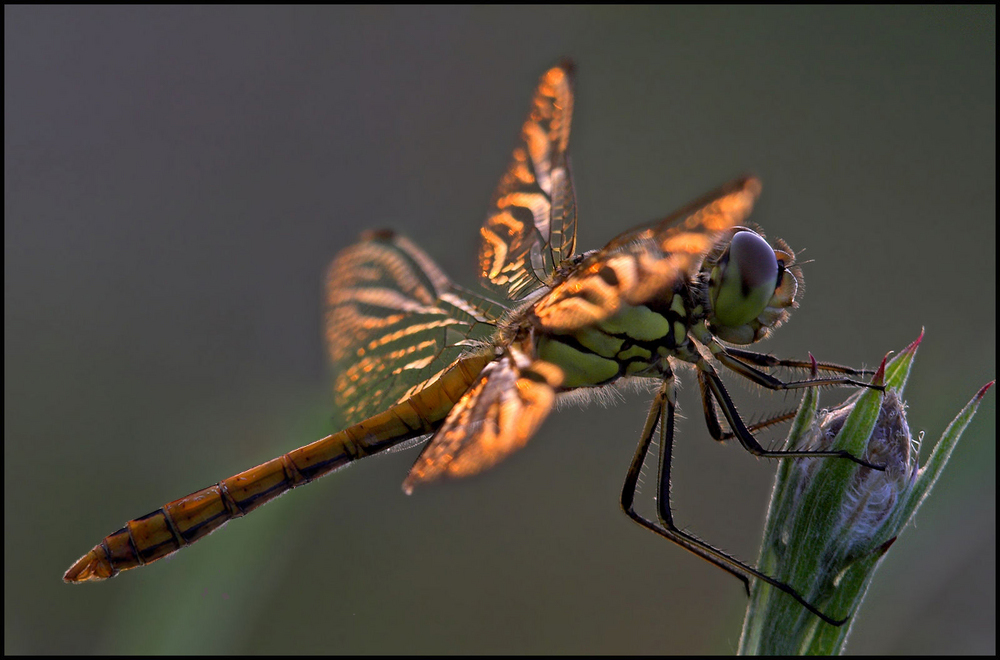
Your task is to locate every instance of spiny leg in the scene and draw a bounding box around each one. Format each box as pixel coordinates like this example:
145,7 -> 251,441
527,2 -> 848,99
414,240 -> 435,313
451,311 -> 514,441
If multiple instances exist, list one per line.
713,348 -> 879,392
698,370 -> 796,442
723,346 -> 876,377
700,350 -> 881,463
619,371 -> 849,626
699,362 -> 884,470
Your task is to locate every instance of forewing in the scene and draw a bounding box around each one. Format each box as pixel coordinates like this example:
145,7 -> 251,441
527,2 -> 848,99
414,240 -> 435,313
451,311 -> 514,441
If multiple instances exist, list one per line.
479,61 -> 577,300
532,177 -> 762,333
326,230 -> 504,424
401,354 -> 564,493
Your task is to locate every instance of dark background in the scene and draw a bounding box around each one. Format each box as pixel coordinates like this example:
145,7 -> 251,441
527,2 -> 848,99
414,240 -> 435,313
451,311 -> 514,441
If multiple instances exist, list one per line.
5,6 -> 994,654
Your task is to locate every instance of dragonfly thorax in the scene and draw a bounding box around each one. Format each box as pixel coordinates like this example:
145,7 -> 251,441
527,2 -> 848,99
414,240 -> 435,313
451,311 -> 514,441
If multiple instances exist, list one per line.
528,225 -> 803,391
533,291 -> 699,390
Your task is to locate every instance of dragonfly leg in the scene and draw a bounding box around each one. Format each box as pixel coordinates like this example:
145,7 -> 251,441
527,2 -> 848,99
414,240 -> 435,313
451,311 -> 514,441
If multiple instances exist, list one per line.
714,349 -> 881,392
698,371 -> 797,443
698,370 -> 725,442
723,346 -> 875,377
700,364 -> 884,470
619,371 -> 849,626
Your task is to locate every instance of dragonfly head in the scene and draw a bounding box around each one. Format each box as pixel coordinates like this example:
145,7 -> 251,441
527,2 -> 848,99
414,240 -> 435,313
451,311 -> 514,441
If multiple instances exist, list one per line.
703,228 -> 802,345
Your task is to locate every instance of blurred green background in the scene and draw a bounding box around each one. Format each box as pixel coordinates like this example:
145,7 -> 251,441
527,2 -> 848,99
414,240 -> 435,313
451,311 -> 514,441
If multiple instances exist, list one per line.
5,6 -> 994,654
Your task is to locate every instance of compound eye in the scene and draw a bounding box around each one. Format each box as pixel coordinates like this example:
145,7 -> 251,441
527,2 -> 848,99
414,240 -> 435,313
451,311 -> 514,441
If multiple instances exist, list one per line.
712,230 -> 779,328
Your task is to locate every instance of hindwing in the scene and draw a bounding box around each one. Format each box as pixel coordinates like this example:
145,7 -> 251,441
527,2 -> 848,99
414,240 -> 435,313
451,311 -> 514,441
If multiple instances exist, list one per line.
326,231 -> 503,424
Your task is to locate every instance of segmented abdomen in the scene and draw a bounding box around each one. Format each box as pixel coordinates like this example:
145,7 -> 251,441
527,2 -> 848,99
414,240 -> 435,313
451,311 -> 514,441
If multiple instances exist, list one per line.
63,352 -> 491,583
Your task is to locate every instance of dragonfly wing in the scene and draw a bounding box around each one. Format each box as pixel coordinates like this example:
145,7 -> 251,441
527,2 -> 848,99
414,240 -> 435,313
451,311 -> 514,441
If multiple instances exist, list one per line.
479,61 -> 577,300
326,230 -> 504,425
532,176 -> 762,333
401,352 -> 564,493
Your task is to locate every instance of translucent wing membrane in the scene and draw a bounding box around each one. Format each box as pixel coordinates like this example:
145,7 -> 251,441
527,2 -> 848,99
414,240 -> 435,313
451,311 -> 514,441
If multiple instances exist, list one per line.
402,352 -> 564,493
326,230 -> 503,424
532,176 -> 761,333
479,61 -> 578,300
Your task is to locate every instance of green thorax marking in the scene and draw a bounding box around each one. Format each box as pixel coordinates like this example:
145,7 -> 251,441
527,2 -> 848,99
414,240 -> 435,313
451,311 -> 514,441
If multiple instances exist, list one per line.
536,293 -> 697,389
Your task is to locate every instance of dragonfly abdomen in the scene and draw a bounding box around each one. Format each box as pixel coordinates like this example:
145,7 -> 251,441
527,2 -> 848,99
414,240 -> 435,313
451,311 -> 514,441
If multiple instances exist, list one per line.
64,353 -> 492,583
62,426 -> 405,582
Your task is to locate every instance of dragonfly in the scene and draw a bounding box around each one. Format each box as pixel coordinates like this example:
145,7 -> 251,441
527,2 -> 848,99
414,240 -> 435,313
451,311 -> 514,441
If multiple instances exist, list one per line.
64,61 -> 882,625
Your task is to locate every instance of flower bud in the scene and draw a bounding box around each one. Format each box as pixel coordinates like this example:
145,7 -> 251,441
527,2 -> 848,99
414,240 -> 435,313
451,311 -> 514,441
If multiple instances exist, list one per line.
739,332 -> 993,655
